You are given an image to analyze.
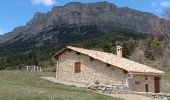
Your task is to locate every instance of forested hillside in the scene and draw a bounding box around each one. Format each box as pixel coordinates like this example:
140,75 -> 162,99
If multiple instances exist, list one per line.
0,1 -> 170,73
1,31 -> 169,73
0,32 -> 142,69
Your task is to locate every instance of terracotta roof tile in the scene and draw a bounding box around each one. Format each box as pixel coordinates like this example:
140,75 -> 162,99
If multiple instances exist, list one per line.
54,46 -> 165,74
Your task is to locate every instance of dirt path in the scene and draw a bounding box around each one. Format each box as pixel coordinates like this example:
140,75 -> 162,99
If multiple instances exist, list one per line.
109,94 -> 159,100
88,89 -> 160,100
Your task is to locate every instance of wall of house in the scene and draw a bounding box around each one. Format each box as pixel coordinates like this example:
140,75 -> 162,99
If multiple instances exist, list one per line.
129,75 -> 161,92
56,50 -> 128,85
55,50 -> 161,92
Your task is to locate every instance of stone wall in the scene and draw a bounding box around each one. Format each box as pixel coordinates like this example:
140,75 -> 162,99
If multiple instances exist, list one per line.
88,84 -> 169,100
87,84 -> 131,94
56,50 -> 161,93
57,50 -> 128,85
128,75 -> 161,93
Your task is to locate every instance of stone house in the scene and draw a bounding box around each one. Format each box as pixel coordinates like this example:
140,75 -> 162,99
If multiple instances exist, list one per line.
52,46 -> 165,93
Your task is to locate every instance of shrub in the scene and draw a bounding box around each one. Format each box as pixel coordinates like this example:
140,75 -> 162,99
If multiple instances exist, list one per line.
42,67 -> 56,72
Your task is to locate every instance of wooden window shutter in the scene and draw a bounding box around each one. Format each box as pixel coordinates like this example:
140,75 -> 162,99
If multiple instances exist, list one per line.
74,62 -> 81,73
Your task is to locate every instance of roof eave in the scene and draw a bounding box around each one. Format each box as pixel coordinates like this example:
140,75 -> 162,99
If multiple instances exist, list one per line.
52,46 -> 70,60
52,46 -> 165,75
129,72 -> 165,75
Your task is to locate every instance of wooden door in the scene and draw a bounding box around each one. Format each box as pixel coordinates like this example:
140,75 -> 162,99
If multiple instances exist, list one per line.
154,77 -> 160,93
145,84 -> 149,92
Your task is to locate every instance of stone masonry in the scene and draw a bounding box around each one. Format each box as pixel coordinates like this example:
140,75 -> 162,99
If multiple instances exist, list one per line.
55,50 -> 161,93
57,50 -> 128,85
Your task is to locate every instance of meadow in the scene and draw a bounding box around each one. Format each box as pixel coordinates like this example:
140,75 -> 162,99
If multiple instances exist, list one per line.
0,71 -> 122,100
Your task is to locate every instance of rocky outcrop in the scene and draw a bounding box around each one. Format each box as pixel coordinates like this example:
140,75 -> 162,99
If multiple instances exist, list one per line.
0,1 -> 169,51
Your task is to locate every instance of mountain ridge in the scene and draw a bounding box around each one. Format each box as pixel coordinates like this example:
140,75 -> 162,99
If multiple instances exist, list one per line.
0,1 -> 169,52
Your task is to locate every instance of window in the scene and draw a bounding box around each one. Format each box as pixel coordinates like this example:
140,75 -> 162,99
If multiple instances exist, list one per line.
135,81 -> 140,85
145,77 -> 148,81
76,52 -> 80,55
74,62 -> 81,73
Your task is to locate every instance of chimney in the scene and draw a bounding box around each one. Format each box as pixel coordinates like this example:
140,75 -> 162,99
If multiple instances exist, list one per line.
116,45 -> 123,57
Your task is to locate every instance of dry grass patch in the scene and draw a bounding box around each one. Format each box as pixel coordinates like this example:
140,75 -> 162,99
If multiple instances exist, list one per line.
0,71 -> 122,100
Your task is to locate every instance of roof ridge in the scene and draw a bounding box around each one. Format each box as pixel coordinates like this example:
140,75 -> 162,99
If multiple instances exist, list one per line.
67,45 -> 116,54
67,46 -> 141,64
61,46 -> 165,74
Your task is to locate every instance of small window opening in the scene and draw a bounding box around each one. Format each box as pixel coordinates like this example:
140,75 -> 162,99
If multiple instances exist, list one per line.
76,52 -> 80,55
145,77 -> 148,81
74,62 -> 81,73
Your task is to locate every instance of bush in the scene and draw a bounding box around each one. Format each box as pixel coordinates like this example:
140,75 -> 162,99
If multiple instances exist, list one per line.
122,40 -> 137,58
5,67 -> 11,70
42,67 -> 56,72
145,37 -> 163,60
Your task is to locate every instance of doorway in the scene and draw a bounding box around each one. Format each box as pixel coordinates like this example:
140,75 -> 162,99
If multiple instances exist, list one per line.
145,84 -> 149,92
154,77 -> 160,93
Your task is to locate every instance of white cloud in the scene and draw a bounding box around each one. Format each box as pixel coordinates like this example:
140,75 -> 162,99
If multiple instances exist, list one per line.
31,0 -> 55,6
160,1 -> 170,7
151,2 -> 157,7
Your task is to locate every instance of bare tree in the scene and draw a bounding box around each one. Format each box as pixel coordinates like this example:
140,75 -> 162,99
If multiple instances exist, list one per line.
154,9 -> 170,48
130,45 -> 145,63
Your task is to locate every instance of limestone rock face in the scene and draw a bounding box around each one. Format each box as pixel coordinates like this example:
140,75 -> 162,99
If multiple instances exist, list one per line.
0,1 -> 169,51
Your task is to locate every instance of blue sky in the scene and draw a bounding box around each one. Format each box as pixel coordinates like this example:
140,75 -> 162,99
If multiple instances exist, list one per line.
0,0 -> 170,35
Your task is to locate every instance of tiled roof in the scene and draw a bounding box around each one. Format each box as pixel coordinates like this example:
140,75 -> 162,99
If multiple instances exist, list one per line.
53,46 -> 165,75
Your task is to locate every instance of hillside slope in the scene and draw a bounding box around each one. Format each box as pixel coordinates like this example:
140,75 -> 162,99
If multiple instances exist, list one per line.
0,71 -> 119,100
0,1 -> 169,52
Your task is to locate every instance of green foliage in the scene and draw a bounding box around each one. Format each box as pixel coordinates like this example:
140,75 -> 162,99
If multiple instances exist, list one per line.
0,51 -> 55,70
122,40 -> 137,58
77,32 -> 142,54
145,37 -> 163,60
42,67 -> 56,72
0,32 -> 143,69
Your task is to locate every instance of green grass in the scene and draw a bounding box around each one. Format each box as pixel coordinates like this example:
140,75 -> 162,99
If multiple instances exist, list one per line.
162,73 -> 170,93
0,71 -> 122,100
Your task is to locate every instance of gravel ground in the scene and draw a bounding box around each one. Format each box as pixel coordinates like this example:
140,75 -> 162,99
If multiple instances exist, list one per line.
109,94 -> 160,100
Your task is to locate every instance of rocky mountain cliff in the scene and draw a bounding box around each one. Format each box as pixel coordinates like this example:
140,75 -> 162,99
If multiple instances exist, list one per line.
0,1 -> 169,52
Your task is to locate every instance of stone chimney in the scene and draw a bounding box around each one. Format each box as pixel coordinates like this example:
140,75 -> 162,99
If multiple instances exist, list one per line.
116,45 -> 122,57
